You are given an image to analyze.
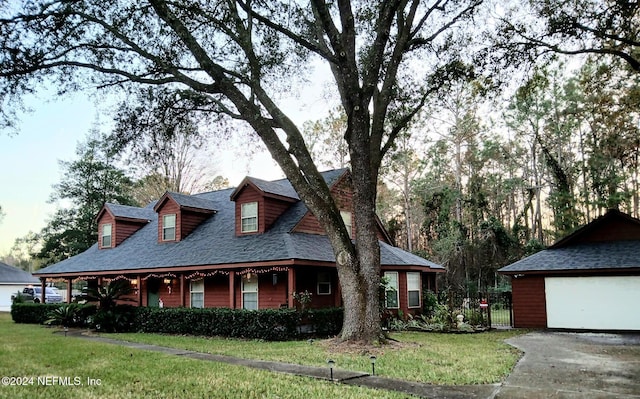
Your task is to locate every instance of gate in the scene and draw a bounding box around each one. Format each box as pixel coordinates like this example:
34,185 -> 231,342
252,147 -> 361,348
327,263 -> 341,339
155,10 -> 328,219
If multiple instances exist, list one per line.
437,290 -> 513,328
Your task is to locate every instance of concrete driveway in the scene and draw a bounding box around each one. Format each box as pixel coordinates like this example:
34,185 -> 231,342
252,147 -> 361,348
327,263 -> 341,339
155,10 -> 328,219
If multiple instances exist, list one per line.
495,332 -> 640,399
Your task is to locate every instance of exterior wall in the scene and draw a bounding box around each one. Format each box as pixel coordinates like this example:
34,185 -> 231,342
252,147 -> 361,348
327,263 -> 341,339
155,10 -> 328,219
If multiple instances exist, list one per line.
264,197 -> 292,230
293,175 -> 354,236
203,276 -> 229,308
512,276 -> 547,328
157,199 -> 181,242
115,220 -> 146,247
180,210 -> 210,239
578,218 -> 640,243
383,271 -> 424,316
295,268 -> 340,309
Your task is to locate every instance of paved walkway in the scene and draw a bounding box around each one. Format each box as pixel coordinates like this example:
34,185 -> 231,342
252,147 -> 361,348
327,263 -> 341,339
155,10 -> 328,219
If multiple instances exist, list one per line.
65,330 -> 640,399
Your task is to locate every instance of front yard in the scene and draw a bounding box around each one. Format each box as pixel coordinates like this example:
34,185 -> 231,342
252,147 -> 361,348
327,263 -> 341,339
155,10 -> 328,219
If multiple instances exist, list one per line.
112,329 -> 524,385
0,312 -> 525,398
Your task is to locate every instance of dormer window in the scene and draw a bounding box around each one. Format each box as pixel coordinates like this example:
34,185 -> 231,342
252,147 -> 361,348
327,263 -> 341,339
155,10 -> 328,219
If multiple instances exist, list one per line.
340,211 -> 352,238
241,202 -> 258,233
162,214 -> 176,241
101,224 -> 112,248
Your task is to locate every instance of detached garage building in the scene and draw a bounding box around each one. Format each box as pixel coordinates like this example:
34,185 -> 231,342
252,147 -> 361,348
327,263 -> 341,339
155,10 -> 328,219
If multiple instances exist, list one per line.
499,209 -> 640,331
0,261 -> 39,312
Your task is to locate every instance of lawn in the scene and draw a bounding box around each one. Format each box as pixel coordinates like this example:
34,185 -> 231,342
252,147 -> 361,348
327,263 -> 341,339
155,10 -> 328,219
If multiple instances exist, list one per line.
111,328 -> 525,385
0,313 -> 409,399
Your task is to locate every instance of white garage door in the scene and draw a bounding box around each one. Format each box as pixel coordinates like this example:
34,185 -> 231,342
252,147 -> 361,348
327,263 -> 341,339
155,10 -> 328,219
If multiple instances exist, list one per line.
0,285 -> 22,312
545,276 -> 640,330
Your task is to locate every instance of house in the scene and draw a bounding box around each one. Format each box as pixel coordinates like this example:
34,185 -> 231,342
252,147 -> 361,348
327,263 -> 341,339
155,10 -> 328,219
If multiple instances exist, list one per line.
34,169 -> 444,314
499,209 -> 640,331
0,261 -> 39,312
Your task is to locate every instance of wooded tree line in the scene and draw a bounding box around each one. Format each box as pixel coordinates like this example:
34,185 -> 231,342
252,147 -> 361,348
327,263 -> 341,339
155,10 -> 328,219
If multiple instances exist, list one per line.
372,58 -> 640,294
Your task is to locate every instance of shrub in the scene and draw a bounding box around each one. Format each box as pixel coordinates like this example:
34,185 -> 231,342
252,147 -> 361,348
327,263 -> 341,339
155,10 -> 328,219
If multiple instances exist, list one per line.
93,304 -> 137,333
133,307 -> 343,341
11,303 -> 64,324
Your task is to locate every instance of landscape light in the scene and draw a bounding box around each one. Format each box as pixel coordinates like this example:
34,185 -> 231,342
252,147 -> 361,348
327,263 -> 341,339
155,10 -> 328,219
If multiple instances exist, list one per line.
327,359 -> 335,380
370,355 -> 377,375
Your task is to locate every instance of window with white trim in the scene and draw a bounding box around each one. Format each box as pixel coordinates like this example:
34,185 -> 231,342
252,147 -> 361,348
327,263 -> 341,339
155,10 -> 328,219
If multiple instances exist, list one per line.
241,202 -> 258,233
190,279 -> 204,308
317,272 -> 331,295
407,272 -> 421,308
384,271 -> 399,309
162,214 -> 176,241
340,211 -> 353,238
242,275 -> 258,310
101,224 -> 112,248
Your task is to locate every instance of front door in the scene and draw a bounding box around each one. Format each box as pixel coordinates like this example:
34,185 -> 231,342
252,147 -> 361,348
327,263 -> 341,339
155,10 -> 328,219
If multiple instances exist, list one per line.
147,278 -> 160,307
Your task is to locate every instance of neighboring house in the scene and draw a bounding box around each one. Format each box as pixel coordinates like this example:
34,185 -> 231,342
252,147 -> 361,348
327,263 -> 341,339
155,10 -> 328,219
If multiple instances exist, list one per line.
499,209 -> 640,331
35,169 -> 444,314
0,261 -> 39,312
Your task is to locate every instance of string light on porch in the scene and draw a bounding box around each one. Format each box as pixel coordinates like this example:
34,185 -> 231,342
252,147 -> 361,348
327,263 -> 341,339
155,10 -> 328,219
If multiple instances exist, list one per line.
141,273 -> 177,281
185,270 -> 230,280
237,266 -> 289,276
74,276 -> 98,282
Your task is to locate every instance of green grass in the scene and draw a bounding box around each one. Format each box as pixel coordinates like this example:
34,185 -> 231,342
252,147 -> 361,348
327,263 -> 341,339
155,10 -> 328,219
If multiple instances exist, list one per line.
0,313 -> 409,399
111,328 -> 525,385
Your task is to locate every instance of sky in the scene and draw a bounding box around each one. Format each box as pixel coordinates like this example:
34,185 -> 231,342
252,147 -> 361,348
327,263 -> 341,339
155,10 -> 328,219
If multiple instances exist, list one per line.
0,73 -> 333,255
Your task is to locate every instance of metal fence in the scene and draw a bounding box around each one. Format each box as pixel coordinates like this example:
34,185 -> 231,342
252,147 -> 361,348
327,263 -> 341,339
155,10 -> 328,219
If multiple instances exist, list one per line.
437,290 -> 513,328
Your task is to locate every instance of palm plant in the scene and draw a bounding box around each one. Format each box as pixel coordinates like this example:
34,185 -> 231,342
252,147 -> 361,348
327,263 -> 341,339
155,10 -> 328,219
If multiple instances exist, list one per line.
83,280 -> 134,310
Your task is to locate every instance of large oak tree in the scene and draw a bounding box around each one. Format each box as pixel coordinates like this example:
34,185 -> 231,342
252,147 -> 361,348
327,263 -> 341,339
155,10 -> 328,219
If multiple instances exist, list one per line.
0,0 -> 482,342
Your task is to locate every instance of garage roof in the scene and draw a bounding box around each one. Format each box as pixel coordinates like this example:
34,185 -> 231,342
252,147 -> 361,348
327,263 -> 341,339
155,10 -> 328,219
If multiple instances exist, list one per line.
0,262 -> 39,284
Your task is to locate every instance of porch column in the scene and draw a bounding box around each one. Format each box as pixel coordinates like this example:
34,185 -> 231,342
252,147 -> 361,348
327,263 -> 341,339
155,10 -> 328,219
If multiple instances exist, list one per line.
228,271 -> 236,309
287,268 -> 296,308
66,278 -> 73,303
136,274 -> 142,306
40,278 -> 46,303
179,274 -> 185,307
97,277 -> 103,287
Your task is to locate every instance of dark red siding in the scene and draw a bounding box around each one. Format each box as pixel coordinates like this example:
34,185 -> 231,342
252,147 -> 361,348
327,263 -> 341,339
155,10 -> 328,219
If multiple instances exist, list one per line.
295,268 -> 340,309
264,197 -> 292,230
203,276 -> 229,308
115,220 -> 146,246
579,218 -> 640,243
181,210 -> 210,239
512,276 -> 547,328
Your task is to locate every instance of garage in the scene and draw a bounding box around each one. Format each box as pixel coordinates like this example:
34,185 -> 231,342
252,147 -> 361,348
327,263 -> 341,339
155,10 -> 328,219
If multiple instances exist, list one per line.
499,210 -> 640,331
0,261 -> 39,312
545,276 -> 640,330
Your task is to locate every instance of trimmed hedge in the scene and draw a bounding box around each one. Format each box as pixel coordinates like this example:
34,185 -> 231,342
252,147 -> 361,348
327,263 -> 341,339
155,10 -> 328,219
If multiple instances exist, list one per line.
134,307 -> 343,341
11,303 -> 64,324
11,303 -> 344,341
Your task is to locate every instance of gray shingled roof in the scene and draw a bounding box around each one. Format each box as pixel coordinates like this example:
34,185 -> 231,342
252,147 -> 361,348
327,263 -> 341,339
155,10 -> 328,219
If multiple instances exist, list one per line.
498,240 -> 640,274
0,262 -> 39,284
35,169 -> 442,275
106,203 -> 156,221
166,192 -> 218,211
247,177 -> 300,200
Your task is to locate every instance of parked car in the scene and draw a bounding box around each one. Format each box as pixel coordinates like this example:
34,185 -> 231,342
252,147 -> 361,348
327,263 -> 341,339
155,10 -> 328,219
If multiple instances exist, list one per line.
19,286 -> 63,303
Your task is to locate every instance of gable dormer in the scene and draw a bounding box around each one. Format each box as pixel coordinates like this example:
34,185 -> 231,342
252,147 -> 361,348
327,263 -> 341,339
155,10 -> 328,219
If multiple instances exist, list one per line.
96,203 -> 154,249
230,176 -> 299,235
153,192 -> 217,243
